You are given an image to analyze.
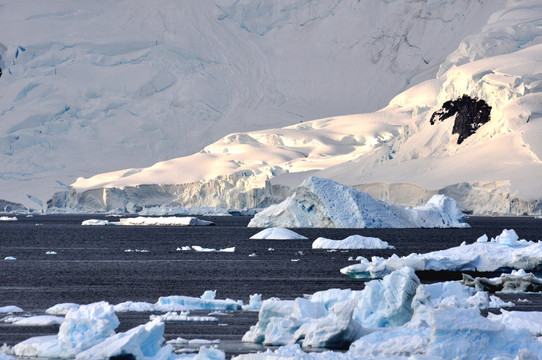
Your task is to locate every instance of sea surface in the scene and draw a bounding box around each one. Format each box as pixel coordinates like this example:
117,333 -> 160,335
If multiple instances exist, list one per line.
1,215 -> 542,357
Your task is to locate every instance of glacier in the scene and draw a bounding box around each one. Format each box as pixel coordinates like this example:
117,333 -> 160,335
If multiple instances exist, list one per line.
38,0 -> 542,215
248,177 -> 468,228
0,0 -> 503,210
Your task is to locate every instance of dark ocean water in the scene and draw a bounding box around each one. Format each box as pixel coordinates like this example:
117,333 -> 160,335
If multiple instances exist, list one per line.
1,215 -> 542,356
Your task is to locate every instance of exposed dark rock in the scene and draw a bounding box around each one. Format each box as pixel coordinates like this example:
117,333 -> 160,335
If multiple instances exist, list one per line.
430,94 -> 491,144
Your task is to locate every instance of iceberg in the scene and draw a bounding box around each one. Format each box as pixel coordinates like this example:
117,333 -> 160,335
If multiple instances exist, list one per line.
191,246 -> 235,253
248,177 -> 469,228
75,319 -> 172,360
312,235 -> 394,250
462,269 -> 542,293
46,303 -> 80,315
14,301 -> 119,358
238,267 -> 540,359
3,315 -> 64,326
149,311 -> 218,323
0,306 -> 23,314
81,219 -> 109,226
82,216 -> 214,226
116,216 -> 214,226
249,228 -> 308,240
155,290 -> 243,312
341,229 -> 542,279
243,267 -> 419,348
12,302 -> 181,360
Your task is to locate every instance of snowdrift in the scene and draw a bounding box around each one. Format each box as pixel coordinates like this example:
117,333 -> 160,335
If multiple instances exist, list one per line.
248,177 -> 468,228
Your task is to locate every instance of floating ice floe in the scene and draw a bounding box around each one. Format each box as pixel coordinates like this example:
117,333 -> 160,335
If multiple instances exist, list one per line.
166,337 -> 221,346
250,228 -> 308,240
65,292 -> 262,314
0,306 -> 23,314
46,303 -> 80,315
3,315 -> 64,326
248,177 -> 469,228
0,216 -> 17,221
462,269 -> 542,293
116,216 -> 214,226
81,219 -> 109,226
191,246 -> 235,253
341,229 -> 542,279
155,290 -> 243,312
312,235 -> 394,250
82,216 -> 214,226
240,267 -> 541,359
124,249 -> 150,253
150,311 -> 218,322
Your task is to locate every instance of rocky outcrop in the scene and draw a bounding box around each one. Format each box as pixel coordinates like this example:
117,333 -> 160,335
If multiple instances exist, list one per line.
430,94 -> 492,144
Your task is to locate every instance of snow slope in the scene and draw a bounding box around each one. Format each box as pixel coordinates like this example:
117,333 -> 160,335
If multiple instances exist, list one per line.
53,0 -> 542,215
0,0 -> 502,209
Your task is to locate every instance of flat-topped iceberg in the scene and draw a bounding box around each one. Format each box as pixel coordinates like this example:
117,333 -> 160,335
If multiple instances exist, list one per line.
82,216 -> 214,226
341,229 -> 542,279
249,228 -> 308,240
248,177 -> 468,228
3,315 -> 64,326
312,235 -> 394,249
155,290 -> 243,312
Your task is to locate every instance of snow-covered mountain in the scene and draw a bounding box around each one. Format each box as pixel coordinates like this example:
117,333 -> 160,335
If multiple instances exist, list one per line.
0,0 -> 506,210
48,0 -> 542,215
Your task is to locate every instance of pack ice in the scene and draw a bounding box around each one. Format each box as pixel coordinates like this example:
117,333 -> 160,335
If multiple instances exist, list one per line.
248,177 -> 468,228
341,229 -> 542,279
239,267 -> 542,359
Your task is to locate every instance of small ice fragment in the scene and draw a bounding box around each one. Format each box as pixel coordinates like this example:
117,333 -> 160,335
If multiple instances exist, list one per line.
4,257 -> 16,261
46,251 -> 57,255
0,305 -> 23,313
291,259 -> 300,262
268,248 -> 275,251
249,253 -> 257,257
0,216 -> 17,221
